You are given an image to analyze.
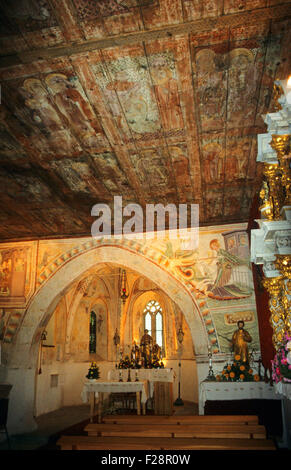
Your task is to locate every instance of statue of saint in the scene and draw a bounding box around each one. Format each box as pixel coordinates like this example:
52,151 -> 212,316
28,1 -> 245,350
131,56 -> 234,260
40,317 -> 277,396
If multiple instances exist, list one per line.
140,329 -> 153,364
131,342 -> 140,363
231,320 -> 252,363
152,343 -> 162,361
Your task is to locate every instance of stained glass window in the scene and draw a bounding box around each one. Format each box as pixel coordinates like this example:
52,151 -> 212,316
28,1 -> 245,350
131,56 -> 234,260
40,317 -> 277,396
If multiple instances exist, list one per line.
143,300 -> 163,348
89,311 -> 96,354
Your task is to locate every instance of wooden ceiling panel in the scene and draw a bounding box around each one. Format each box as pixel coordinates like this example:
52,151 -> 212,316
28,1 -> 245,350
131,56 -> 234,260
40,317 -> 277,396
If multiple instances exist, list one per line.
0,0 -> 290,240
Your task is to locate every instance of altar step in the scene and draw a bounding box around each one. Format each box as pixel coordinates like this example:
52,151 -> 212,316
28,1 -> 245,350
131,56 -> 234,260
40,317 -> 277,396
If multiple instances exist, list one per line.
102,414 -> 259,425
56,414 -> 276,450
84,422 -> 267,439
56,435 -> 276,450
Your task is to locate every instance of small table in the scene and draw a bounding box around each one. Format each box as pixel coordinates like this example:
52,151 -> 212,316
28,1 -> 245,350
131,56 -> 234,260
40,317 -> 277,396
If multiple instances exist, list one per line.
81,380 -> 149,423
199,380 -> 280,415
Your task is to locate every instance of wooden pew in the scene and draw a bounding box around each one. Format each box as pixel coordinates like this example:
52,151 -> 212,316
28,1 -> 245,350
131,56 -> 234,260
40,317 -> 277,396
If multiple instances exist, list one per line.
102,414 -> 259,425
57,435 -> 276,451
84,422 -> 267,439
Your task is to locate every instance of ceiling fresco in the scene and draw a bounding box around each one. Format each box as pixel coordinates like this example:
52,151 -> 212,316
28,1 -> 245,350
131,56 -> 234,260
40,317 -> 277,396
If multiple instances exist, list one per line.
0,0 -> 290,240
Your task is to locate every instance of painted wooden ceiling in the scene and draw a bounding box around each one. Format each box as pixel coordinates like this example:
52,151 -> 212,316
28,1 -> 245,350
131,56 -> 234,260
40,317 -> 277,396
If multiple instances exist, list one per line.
0,0 -> 290,240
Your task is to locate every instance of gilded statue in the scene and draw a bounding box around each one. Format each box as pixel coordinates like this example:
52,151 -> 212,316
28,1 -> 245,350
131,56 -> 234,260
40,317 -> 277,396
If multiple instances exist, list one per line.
140,329 -> 153,364
231,320 -> 252,363
152,343 -> 162,361
131,341 -> 140,362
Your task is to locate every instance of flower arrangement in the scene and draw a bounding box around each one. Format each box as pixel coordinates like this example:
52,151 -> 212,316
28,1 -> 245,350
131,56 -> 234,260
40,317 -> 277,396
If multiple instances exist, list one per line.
215,355 -> 260,382
118,355 -> 134,369
86,361 -> 100,380
271,333 -> 291,384
117,355 -> 164,369
151,358 -> 165,369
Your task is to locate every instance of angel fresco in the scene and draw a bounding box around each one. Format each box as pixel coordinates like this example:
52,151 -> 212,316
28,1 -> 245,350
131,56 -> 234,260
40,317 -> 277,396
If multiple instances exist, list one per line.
202,239 -> 252,300
160,235 -> 252,301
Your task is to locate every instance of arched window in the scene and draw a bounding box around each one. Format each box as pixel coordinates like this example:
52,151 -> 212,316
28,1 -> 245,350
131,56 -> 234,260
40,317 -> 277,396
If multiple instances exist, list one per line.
89,311 -> 96,354
143,300 -> 164,348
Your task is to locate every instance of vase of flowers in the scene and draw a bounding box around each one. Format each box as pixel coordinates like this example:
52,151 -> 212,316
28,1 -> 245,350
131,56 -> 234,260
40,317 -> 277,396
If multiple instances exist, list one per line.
271,333 -> 291,384
215,355 -> 260,382
86,362 -> 100,380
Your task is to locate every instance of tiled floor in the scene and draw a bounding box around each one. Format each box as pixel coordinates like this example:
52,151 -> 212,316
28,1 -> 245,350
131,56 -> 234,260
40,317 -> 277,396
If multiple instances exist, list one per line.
0,401 -> 198,450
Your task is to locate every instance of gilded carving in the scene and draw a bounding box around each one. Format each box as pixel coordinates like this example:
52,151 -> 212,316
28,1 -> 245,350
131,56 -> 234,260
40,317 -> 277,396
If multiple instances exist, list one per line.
263,276 -> 286,348
272,82 -> 283,112
262,163 -> 283,220
259,180 -> 274,220
270,134 -> 291,207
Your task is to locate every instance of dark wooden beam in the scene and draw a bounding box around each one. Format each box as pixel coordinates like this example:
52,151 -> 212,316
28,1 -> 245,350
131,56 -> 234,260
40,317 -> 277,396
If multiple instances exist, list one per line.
0,5 -> 290,68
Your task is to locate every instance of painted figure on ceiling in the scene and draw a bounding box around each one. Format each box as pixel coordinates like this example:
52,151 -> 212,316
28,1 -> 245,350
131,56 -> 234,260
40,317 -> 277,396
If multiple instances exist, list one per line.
228,48 -> 257,121
202,142 -> 224,184
45,73 -> 107,150
103,67 -> 158,135
150,55 -> 184,131
21,78 -> 77,155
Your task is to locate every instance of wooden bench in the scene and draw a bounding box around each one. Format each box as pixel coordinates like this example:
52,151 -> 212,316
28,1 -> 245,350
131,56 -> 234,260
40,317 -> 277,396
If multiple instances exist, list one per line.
102,414 -> 259,425
84,422 -> 267,439
56,435 -> 276,450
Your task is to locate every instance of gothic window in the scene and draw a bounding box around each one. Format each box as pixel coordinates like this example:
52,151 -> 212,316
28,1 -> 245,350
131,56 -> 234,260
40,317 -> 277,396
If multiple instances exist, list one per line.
143,300 -> 164,348
89,311 -> 96,354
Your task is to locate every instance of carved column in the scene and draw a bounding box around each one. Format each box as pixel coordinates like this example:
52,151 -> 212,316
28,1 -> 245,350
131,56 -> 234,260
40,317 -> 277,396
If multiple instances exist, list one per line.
251,77 -> 291,353
271,134 -> 291,207
275,255 -> 291,336
262,163 -> 283,220
262,276 -> 285,349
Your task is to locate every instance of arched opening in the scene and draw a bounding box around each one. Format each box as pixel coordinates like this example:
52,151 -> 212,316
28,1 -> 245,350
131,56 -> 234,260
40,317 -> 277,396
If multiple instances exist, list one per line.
7,245 -> 207,433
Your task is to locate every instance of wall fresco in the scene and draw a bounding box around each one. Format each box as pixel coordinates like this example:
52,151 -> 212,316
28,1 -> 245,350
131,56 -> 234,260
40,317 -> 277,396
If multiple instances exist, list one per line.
0,223 -> 260,354
0,242 -> 37,307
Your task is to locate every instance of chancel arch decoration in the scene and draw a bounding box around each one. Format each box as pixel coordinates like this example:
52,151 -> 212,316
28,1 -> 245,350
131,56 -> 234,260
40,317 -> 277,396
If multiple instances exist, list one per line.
12,244 -> 207,369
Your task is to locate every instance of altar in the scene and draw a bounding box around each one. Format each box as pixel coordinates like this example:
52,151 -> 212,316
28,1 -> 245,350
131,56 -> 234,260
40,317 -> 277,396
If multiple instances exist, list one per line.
108,368 -> 175,415
199,380 -> 280,415
81,380 -> 149,423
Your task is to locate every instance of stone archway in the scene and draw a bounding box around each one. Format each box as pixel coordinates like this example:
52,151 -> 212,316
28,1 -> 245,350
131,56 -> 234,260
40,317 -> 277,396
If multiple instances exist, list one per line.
7,244 -> 208,433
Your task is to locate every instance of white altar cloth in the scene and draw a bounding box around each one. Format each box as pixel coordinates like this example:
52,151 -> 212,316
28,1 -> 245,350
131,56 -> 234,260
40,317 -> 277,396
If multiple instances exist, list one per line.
81,380 -> 149,404
108,368 -> 174,398
274,382 -> 291,400
199,380 -> 280,415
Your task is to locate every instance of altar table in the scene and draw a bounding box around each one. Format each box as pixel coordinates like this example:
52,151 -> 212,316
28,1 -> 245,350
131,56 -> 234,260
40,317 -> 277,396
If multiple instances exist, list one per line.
81,380 -> 149,423
199,380 -> 280,415
109,369 -> 175,415
108,368 -> 174,397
